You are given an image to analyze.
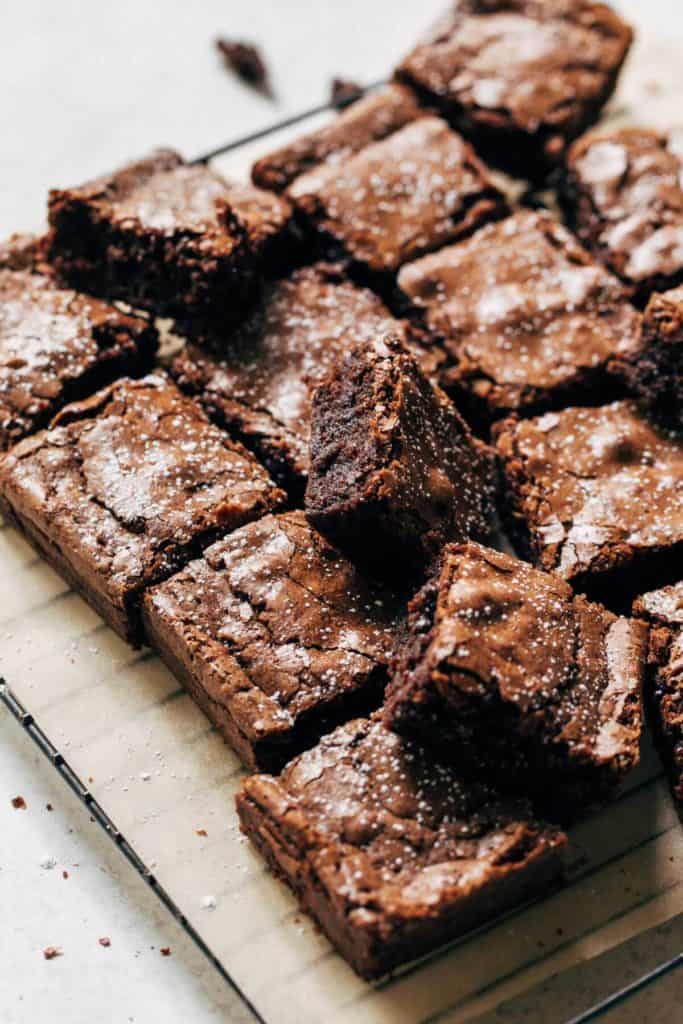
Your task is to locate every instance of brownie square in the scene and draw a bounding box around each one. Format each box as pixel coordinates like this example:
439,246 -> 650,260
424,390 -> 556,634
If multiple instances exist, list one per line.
385,541 -> 646,816
236,716 -> 567,978
305,335 -> 495,577
397,211 -> 641,422
0,374 -> 285,644
633,583 -> 683,806
292,116 -> 506,278
396,0 -> 633,177
561,127 -> 683,301
494,401 -> 683,601
252,84 -> 423,193
0,270 -> 157,451
611,286 -> 683,430
46,149 -> 292,326
170,264 -> 436,498
142,511 -> 401,771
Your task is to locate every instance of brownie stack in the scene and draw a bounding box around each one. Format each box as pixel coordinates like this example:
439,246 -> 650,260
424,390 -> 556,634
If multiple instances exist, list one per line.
3,0 -> 682,984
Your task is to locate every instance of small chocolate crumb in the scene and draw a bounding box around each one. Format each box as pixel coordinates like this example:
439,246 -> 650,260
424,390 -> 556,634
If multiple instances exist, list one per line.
62,871 -> 69,880
43,946 -> 62,960
330,78 -> 363,109
11,795 -> 26,810
195,828 -> 208,837
46,803 -> 53,812
98,937 -> 111,948
160,947 -> 172,957
216,38 -> 271,96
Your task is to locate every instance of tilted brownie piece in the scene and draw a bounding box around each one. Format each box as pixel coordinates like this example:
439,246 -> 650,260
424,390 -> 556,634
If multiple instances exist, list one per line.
611,286 -> 683,430
142,512 -> 401,771
170,264 -> 438,498
397,211 -> 641,422
46,149 -> 292,325
0,270 -> 157,451
561,127 -> 683,301
292,116 -> 506,279
305,335 -> 495,578
236,716 -> 567,979
385,542 -> 646,816
252,84 -> 423,193
0,374 -> 285,644
494,401 -> 683,602
395,0 -> 633,177
633,583 -> 683,805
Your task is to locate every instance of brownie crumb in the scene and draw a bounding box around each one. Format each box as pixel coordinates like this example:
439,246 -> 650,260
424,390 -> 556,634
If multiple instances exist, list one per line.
216,38 -> 271,96
11,795 -> 26,810
330,78 -> 363,109
46,803 -> 53,812
160,947 -> 172,957
43,947 -> 62,960
98,937 -> 111,948
62,871 -> 69,880
195,829 -> 208,837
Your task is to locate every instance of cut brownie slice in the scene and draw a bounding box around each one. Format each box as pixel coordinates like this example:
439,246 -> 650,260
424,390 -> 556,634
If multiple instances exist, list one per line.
396,0 -> 633,177
611,286 -> 683,430
633,583 -> 683,805
397,211 -> 641,422
0,374 -> 285,644
252,84 -> 423,193
142,512 -> 401,771
1,270 -> 157,450
292,116 -> 506,279
305,335 -> 495,577
385,542 -> 646,816
170,264 -> 438,498
494,401 -> 683,602
46,149 -> 292,326
236,716 -> 567,979
561,127 -> 683,301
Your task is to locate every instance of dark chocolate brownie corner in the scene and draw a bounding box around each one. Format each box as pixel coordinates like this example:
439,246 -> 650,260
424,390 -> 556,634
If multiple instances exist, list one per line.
305,334 -> 496,579
395,0 -> 633,177
236,716 -> 567,979
385,541 -> 646,818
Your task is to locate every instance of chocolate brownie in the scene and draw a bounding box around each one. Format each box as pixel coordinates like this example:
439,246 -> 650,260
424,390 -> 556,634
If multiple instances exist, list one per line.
633,583 -> 683,805
0,270 -> 157,451
251,84 -> 423,193
611,286 -> 683,430
396,0 -> 633,177
397,211 -> 641,422
305,335 -> 495,578
561,127 -> 683,301
385,542 -> 646,816
46,149 -> 292,326
494,401 -> 683,602
142,512 -> 401,771
0,374 -> 285,643
236,716 -> 567,978
170,264 -> 437,497
291,117 -> 506,279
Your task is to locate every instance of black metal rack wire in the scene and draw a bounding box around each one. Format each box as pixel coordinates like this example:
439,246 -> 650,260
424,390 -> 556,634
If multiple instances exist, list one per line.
2,88 -> 682,1024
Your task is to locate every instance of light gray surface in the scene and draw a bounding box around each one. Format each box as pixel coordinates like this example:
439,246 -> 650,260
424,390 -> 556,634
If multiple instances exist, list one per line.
1,2 -> 681,1023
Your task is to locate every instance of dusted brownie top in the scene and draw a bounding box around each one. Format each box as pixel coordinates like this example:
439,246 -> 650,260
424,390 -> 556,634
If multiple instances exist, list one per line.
242,715 -> 566,910
252,84 -> 423,193
0,269 -> 156,450
634,582 -> 683,628
398,211 -> 641,414
293,116 -> 506,273
564,127 -> 683,295
397,0 -> 632,168
495,401 -> 683,582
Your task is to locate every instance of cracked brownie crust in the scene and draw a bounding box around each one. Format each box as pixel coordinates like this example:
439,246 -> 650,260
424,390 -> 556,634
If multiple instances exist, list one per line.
236,716 -> 567,978
0,269 -> 157,451
561,127 -> 683,301
0,374 -> 285,643
142,511 -> 402,771
385,542 -> 646,816
397,211 -> 641,421
292,116 -> 506,277
46,149 -> 292,326
494,401 -> 683,600
396,0 -> 632,177
305,335 -> 496,577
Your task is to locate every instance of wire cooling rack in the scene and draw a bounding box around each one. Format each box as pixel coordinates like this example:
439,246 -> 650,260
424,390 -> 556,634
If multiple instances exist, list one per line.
2,72 -> 683,1024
